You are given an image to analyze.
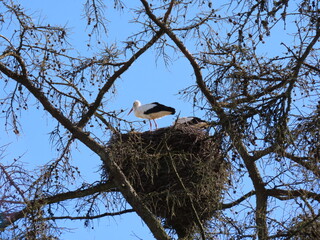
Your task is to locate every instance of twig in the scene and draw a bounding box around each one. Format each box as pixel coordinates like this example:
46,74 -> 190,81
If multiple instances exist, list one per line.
166,143 -> 206,240
42,209 -> 134,221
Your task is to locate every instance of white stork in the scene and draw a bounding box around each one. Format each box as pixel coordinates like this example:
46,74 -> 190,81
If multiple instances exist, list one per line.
128,100 -> 175,130
175,117 -> 209,128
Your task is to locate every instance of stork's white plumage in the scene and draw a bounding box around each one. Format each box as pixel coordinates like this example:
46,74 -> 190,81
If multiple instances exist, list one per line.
175,117 -> 209,128
128,100 -> 175,130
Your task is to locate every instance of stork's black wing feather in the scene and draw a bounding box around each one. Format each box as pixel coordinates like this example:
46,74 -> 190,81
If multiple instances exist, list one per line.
145,103 -> 175,115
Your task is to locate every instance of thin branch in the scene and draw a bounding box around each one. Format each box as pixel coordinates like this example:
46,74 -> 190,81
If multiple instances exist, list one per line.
0,163 -> 28,203
163,0 -> 175,23
302,61 -> 320,74
1,56 -> 108,157
221,190 -> 256,209
42,209 -> 134,221
292,20 -> 320,78
76,29 -> 164,129
267,188 -> 320,202
252,144 -> 281,161
283,152 -> 320,178
0,51 -> 27,77
0,181 -> 116,230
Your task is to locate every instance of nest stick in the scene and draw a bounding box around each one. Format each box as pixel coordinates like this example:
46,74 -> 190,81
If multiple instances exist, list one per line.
166,143 -> 206,240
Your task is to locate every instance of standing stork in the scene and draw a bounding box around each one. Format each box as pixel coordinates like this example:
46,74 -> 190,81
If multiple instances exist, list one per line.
128,100 -> 175,130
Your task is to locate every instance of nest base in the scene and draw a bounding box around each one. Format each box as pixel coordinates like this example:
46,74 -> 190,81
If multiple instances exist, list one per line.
106,126 -> 228,238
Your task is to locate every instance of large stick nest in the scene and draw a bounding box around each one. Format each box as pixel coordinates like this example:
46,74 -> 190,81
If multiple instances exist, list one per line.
105,125 -> 229,238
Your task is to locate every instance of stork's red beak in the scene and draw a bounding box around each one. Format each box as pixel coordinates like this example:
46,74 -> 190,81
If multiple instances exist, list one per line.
128,108 -> 133,115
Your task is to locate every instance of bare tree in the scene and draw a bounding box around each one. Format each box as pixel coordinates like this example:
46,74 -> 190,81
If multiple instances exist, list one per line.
0,0 -> 319,239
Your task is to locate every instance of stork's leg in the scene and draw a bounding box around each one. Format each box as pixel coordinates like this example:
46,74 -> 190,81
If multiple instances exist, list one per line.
153,119 -> 158,129
149,120 -> 152,131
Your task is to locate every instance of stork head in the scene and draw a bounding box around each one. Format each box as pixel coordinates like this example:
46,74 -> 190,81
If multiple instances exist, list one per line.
128,100 -> 141,115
